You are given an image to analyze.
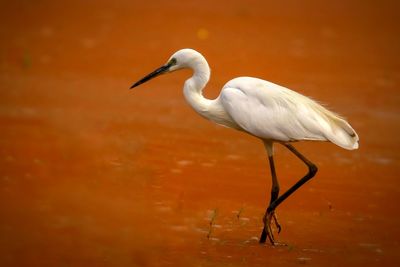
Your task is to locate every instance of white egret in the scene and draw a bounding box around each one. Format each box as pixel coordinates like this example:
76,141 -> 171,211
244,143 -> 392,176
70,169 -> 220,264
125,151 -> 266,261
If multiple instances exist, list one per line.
131,48 -> 359,245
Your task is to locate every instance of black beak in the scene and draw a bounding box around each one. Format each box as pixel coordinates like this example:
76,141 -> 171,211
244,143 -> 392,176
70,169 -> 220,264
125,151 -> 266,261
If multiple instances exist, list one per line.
130,64 -> 170,89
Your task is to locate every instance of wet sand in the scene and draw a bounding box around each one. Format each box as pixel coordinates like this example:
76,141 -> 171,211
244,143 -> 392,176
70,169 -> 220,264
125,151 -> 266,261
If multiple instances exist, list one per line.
1,0 -> 400,266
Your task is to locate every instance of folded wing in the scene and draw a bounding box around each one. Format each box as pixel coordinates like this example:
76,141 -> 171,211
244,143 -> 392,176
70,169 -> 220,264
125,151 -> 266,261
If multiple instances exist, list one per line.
220,77 -> 359,150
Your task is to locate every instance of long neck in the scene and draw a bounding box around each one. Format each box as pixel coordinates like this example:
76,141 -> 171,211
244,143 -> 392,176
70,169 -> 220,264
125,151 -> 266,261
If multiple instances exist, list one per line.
183,57 -> 213,116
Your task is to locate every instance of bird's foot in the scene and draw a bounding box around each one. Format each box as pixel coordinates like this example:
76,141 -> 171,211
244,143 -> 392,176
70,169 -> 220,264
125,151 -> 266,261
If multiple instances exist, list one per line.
272,211 -> 282,233
260,210 -> 284,245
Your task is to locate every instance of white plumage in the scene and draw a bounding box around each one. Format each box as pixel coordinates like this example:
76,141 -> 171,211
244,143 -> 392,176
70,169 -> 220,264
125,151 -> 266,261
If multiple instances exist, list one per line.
131,48 -> 359,245
220,77 -> 359,150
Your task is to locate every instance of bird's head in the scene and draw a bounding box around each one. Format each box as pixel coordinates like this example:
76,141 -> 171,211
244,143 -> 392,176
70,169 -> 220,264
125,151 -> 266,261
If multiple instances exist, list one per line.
130,48 -> 205,89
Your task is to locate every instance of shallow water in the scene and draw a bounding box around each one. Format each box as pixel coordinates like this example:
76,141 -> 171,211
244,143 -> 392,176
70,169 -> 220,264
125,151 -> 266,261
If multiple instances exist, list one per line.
1,0 -> 400,266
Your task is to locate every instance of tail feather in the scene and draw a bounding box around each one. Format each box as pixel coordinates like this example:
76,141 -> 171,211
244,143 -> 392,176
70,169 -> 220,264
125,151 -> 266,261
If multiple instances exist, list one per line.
307,100 -> 359,150
325,117 -> 359,150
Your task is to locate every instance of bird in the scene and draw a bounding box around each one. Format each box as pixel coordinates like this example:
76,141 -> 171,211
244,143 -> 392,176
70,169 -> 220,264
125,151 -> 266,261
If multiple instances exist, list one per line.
130,48 -> 359,245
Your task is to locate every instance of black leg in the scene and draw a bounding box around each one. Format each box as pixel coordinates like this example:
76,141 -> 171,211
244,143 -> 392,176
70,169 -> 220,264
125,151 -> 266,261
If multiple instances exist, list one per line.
260,143 -> 318,245
268,143 -> 318,213
268,155 -> 280,205
259,155 -> 280,243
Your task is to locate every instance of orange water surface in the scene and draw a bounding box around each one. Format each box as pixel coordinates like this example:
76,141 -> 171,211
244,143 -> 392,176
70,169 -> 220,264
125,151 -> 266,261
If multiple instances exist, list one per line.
1,0 -> 400,266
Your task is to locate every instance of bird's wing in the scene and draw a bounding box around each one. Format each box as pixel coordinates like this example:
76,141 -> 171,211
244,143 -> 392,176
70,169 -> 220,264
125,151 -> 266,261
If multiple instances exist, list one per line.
220,77 -> 359,149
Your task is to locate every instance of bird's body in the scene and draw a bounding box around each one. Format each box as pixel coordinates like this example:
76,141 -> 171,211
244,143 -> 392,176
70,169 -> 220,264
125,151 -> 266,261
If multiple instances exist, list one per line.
166,49 -> 358,149
131,48 -> 359,245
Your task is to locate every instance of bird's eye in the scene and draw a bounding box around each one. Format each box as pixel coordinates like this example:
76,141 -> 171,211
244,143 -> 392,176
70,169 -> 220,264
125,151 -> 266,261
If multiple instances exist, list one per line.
169,58 -> 177,65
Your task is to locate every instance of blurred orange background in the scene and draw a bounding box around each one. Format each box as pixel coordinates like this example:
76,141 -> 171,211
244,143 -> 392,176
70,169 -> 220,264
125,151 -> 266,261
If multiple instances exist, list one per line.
1,0 -> 399,266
